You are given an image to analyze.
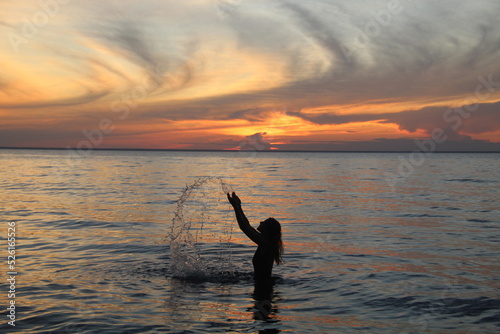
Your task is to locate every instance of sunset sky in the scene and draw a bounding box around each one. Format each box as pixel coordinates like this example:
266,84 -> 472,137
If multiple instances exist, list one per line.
1,0 -> 499,151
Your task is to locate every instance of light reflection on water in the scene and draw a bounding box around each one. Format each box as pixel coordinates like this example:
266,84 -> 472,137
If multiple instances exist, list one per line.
0,149 -> 499,333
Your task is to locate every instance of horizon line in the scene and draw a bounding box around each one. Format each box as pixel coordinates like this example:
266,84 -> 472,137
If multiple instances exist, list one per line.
1,147 -> 499,154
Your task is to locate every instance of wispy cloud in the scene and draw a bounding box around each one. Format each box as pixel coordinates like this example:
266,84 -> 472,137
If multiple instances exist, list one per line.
0,89 -> 109,109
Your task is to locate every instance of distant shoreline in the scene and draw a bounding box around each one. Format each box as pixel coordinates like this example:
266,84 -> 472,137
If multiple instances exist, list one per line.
1,147 -> 499,153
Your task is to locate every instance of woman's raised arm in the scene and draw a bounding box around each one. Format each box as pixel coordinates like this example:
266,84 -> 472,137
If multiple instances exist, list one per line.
227,192 -> 265,245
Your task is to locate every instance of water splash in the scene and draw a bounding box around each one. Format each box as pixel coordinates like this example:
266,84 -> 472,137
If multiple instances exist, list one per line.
169,177 -> 237,281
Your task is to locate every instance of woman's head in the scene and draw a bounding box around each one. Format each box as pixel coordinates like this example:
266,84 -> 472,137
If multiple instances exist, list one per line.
258,217 -> 284,265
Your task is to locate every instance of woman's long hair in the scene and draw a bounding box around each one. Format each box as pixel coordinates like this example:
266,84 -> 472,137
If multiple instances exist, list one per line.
263,218 -> 284,265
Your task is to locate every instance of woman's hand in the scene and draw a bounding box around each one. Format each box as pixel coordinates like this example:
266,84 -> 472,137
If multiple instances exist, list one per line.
227,191 -> 242,208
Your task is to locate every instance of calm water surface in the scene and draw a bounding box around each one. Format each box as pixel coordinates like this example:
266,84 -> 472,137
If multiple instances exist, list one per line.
0,149 -> 499,333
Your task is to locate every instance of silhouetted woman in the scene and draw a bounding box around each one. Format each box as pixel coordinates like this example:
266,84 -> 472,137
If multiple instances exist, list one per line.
227,192 -> 283,285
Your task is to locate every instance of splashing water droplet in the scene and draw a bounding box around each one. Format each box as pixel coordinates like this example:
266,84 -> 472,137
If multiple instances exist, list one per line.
169,177 -> 236,281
